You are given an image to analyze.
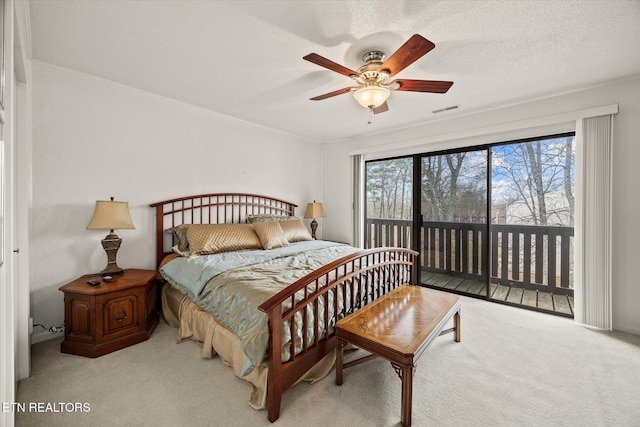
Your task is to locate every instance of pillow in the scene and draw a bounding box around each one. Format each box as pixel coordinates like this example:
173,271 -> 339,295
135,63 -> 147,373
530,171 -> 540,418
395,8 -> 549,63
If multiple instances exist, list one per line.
279,218 -> 313,242
253,222 -> 289,250
186,224 -> 262,256
167,224 -> 190,253
171,245 -> 190,257
247,214 -> 297,223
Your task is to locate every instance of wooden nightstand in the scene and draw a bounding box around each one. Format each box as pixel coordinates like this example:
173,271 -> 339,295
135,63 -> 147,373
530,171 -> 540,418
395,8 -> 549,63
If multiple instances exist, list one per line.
59,269 -> 159,357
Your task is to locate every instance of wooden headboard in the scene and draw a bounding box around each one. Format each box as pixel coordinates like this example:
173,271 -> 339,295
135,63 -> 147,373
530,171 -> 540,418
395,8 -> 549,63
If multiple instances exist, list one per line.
149,193 -> 297,268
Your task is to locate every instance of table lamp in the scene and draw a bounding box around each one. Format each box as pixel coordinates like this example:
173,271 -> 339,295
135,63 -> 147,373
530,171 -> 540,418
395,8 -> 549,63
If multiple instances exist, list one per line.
303,201 -> 326,240
87,197 -> 135,275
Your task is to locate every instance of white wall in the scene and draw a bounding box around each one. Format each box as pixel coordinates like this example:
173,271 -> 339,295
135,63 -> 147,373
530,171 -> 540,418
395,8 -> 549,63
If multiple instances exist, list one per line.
30,60 -> 321,342
321,76 -> 640,335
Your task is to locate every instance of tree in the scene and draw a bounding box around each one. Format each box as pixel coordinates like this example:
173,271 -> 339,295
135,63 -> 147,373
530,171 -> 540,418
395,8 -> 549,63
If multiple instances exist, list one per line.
366,136 -> 575,227
492,137 -> 575,226
366,158 -> 412,220
421,151 -> 486,222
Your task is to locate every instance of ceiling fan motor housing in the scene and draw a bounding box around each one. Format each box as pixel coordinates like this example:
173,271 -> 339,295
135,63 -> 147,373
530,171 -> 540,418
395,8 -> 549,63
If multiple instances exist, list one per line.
354,50 -> 394,88
361,50 -> 386,65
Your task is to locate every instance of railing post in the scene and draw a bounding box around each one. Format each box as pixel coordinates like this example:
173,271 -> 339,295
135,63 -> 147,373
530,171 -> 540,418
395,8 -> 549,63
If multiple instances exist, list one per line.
561,232 -> 571,290
523,232 -> 532,288
547,232 -> 557,291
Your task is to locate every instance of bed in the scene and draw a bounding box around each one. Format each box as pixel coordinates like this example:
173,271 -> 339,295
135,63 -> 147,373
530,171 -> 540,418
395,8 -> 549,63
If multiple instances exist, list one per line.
150,193 -> 417,422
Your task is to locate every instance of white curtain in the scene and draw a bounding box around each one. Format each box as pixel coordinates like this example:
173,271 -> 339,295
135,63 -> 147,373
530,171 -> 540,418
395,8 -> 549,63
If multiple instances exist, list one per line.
574,114 -> 613,330
352,154 -> 364,248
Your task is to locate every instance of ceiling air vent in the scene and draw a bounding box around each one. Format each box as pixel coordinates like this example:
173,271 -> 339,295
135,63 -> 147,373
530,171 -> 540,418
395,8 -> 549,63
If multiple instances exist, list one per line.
432,105 -> 459,114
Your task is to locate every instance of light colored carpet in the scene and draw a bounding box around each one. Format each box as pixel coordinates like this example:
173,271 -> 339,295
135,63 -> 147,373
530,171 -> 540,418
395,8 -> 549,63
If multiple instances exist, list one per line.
16,296 -> 640,427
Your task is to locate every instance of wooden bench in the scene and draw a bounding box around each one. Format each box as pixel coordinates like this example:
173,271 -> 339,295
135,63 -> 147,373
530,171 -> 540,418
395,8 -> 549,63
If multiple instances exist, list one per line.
336,285 -> 461,427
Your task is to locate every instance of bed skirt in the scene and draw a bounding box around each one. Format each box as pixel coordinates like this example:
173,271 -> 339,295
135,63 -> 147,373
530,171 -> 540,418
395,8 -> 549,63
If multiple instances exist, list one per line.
161,284 -> 336,409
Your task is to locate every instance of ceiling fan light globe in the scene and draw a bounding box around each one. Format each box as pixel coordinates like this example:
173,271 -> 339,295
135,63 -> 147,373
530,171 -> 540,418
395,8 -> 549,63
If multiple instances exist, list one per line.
354,86 -> 390,109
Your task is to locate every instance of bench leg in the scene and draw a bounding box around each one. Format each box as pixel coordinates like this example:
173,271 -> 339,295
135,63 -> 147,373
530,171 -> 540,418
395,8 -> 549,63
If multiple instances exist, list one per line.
400,365 -> 414,427
336,338 -> 344,385
454,310 -> 461,343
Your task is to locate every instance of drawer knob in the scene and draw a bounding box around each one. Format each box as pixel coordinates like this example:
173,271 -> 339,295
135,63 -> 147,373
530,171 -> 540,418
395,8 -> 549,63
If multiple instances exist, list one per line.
115,307 -> 128,323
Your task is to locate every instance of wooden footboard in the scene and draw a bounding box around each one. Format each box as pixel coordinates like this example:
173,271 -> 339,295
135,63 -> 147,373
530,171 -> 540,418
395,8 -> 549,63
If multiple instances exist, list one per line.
258,247 -> 418,422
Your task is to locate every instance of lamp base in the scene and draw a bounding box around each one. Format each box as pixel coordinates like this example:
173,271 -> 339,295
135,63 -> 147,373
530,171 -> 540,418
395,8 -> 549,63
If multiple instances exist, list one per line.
101,232 -> 124,276
100,264 -> 124,276
310,219 -> 318,240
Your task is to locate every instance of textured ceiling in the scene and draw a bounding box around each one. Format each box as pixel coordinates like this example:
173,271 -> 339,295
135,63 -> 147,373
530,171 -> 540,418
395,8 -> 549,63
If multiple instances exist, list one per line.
29,0 -> 640,143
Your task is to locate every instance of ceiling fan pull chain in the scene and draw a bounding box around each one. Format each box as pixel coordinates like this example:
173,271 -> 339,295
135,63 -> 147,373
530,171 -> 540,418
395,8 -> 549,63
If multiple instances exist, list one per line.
367,107 -> 373,124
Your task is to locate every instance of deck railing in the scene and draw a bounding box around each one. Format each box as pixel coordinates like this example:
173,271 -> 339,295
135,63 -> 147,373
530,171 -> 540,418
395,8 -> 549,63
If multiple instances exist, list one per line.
365,218 -> 574,296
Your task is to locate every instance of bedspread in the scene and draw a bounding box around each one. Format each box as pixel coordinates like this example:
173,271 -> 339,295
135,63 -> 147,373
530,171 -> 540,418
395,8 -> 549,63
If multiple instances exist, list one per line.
160,241 -> 358,375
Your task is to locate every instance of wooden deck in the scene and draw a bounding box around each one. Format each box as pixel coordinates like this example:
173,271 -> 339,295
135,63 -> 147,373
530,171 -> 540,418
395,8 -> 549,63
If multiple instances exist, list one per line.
421,271 -> 574,317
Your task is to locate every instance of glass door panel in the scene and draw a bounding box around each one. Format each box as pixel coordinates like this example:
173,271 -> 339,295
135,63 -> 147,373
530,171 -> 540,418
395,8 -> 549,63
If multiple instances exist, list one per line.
364,157 -> 413,249
490,136 -> 575,314
419,150 -> 489,296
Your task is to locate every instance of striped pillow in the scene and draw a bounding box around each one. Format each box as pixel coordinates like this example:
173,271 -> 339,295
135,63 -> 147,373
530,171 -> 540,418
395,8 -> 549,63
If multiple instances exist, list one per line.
247,214 -> 297,223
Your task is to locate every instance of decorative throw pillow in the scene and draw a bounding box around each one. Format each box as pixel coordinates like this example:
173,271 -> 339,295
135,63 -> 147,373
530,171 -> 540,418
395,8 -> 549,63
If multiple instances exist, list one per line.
167,224 -> 190,253
253,222 -> 289,250
247,214 -> 298,223
186,224 -> 262,256
279,218 -> 313,242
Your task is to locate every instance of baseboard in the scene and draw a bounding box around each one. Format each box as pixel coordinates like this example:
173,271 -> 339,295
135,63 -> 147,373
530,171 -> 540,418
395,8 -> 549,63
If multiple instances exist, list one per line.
31,330 -> 62,345
614,323 -> 640,337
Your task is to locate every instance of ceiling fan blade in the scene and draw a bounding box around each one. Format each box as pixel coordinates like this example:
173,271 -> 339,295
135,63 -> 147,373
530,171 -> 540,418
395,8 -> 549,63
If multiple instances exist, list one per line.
303,53 -> 358,77
395,79 -> 453,93
309,87 -> 354,101
372,101 -> 389,114
378,34 -> 436,77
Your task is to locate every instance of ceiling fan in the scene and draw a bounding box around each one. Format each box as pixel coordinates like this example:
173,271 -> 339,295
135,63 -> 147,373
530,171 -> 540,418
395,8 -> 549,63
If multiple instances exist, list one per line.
303,34 -> 453,119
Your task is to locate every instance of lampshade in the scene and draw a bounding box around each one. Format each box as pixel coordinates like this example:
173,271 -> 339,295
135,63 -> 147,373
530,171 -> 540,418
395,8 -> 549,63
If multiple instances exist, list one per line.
304,202 -> 327,219
87,200 -> 135,231
353,85 -> 390,109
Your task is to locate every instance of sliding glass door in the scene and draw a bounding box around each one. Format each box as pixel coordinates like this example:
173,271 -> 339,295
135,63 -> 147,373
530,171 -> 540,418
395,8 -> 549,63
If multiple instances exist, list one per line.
489,136 -> 575,314
363,133 -> 575,317
418,149 -> 490,296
